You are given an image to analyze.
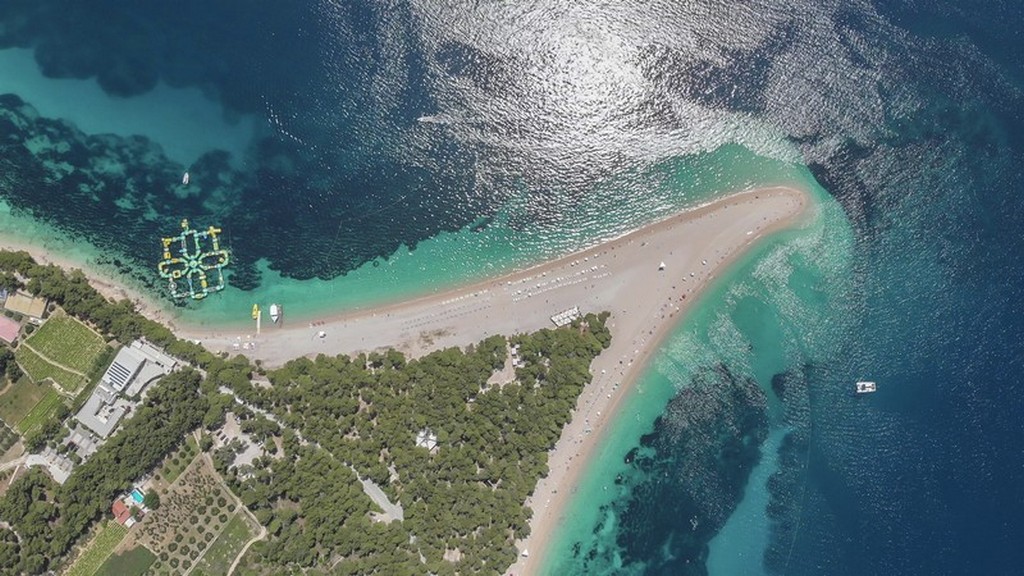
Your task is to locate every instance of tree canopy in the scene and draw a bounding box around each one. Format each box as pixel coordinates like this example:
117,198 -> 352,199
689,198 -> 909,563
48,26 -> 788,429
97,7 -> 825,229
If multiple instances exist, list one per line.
224,314 -> 611,574
0,250 -> 613,576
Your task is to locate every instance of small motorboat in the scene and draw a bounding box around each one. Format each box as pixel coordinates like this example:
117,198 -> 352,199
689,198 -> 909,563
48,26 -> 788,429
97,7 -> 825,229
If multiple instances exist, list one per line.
270,303 -> 281,324
182,172 -> 190,185
856,381 -> 877,394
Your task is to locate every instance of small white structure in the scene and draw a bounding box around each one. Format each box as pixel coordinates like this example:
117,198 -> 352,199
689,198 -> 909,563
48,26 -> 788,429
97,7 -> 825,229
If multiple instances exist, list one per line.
658,261 -> 666,271
550,306 -> 582,328
415,428 -> 438,451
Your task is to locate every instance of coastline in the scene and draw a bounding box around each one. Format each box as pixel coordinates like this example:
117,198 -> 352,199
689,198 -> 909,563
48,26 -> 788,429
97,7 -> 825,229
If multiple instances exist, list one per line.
0,233 -> 178,329
506,187 -> 813,576
176,185 -> 812,575
1,185 -> 812,576
173,187 -> 810,363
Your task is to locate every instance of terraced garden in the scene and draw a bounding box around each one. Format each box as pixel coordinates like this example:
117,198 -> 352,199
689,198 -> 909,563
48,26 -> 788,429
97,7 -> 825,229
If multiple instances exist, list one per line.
15,345 -> 87,393
154,435 -> 199,486
64,521 -> 128,576
136,457 -> 240,575
23,313 -> 106,374
95,545 -> 156,576
0,376 -> 54,429
15,388 -> 63,435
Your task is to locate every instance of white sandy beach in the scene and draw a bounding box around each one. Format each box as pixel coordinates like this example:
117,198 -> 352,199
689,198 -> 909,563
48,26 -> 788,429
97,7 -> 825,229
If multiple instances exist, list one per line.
1,185 -> 811,574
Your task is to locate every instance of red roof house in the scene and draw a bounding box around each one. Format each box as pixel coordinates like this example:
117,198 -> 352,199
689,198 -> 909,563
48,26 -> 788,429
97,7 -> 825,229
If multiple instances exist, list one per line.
0,316 -> 18,344
112,499 -> 132,525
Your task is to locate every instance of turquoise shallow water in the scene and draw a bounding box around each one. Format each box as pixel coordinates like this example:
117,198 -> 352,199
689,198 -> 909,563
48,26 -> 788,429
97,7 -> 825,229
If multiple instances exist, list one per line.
542,168 -> 854,575
0,48 -> 255,167
0,54 -> 798,331
167,144 -> 806,329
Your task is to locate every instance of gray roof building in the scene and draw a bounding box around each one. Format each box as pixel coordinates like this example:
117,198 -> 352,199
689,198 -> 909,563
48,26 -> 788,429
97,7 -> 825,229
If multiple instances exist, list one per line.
77,340 -> 176,439
102,347 -> 147,393
75,384 -> 126,438
123,341 -> 177,398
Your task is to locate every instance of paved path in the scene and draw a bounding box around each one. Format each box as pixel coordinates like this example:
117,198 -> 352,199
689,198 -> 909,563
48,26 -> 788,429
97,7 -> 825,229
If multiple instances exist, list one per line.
227,521 -> 267,576
0,455 -> 26,472
218,387 -> 405,523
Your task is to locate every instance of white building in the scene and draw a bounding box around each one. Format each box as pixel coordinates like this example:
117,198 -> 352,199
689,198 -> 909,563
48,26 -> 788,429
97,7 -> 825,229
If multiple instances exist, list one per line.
75,384 -> 126,438
101,340 -> 177,398
77,340 -> 177,439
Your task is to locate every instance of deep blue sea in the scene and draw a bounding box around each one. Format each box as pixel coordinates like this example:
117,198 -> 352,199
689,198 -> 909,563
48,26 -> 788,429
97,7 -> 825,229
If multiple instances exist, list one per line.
1,1 -> 1022,575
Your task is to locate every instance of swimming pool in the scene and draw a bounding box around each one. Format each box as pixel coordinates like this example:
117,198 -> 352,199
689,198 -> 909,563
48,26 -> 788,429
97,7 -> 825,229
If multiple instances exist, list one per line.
131,488 -> 144,505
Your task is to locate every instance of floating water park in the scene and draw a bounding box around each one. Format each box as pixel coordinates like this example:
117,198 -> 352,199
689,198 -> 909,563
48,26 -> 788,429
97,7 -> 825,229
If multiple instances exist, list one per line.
157,219 -> 230,300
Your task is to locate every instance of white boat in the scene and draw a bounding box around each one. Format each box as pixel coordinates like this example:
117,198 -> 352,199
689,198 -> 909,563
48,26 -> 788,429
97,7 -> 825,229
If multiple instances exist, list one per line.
182,172 -> 190,185
269,303 -> 281,324
856,381 -> 877,394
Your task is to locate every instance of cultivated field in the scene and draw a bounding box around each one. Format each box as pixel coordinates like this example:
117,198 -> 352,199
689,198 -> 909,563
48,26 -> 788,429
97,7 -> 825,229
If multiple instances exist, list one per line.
23,313 -> 106,375
0,376 -> 54,429
63,521 -> 128,576
95,546 -> 156,576
136,457 -> 240,575
15,387 -> 63,436
15,346 -> 87,393
154,435 -> 199,486
191,512 -> 258,576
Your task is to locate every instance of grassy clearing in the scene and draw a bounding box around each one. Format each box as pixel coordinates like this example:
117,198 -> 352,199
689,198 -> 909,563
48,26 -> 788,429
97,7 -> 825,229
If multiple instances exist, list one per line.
0,421 -> 20,459
191,513 -> 256,576
15,346 -> 86,393
64,521 -> 128,576
0,376 -> 52,428
24,313 -> 106,375
94,545 -> 156,576
15,387 -> 63,436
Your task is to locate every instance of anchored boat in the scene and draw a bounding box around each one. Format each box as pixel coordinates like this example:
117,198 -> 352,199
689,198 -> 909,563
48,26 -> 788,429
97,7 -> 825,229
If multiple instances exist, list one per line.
270,303 -> 282,324
856,381 -> 877,394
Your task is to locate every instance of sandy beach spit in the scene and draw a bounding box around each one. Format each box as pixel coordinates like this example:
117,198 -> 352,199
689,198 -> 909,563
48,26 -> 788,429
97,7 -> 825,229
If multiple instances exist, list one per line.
1,185 -> 811,575
178,185 -> 811,574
